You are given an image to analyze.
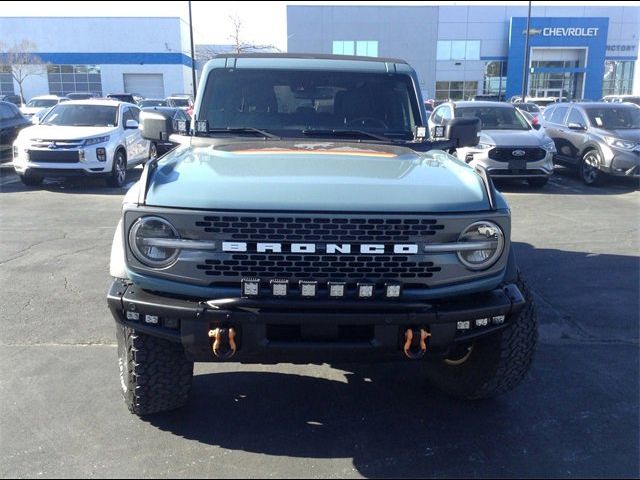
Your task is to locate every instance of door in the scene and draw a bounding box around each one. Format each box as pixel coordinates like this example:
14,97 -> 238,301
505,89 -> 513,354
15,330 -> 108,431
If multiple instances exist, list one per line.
543,105 -> 570,161
561,107 -> 589,162
121,107 -> 141,163
122,74 -> 164,99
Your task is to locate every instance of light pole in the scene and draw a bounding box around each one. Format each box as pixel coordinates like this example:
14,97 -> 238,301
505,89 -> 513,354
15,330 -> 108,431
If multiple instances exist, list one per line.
521,0 -> 532,102
188,0 -> 197,99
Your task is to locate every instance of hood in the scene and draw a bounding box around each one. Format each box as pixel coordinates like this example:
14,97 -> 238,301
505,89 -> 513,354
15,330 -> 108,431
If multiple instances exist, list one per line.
20,107 -> 43,116
601,129 -> 640,142
144,141 -> 492,213
17,124 -> 115,141
480,129 -> 547,147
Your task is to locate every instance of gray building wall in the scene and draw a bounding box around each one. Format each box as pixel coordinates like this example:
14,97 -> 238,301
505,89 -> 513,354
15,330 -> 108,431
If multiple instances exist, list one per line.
287,4 -> 640,99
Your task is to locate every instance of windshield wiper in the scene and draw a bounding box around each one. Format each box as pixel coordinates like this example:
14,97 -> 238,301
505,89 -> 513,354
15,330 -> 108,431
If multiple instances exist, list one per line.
301,129 -> 397,143
205,127 -> 279,139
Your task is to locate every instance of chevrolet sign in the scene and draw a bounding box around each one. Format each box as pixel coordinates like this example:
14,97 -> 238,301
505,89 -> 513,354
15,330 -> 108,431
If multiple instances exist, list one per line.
222,242 -> 419,254
542,27 -> 599,37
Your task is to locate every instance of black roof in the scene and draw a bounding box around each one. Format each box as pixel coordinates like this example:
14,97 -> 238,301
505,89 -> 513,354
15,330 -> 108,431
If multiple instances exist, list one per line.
211,52 -> 409,65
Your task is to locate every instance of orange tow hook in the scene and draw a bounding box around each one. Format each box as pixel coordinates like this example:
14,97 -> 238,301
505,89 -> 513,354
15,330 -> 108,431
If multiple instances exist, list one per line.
208,327 -> 237,359
403,328 -> 430,359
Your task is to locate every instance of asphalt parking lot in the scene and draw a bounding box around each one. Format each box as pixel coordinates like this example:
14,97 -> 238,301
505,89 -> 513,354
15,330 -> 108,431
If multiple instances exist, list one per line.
0,163 -> 638,478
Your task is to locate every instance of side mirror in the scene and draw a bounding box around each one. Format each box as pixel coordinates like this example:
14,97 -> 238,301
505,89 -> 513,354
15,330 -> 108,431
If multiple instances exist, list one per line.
139,110 -> 174,141
125,119 -> 139,130
567,122 -> 586,131
442,117 -> 481,148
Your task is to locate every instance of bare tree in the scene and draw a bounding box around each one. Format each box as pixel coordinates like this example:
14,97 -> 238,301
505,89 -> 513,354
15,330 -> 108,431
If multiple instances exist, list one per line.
228,15 -> 279,54
0,40 -> 47,102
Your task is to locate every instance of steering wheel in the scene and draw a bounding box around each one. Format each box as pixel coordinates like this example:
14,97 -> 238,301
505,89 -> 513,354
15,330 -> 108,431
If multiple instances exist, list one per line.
347,117 -> 389,129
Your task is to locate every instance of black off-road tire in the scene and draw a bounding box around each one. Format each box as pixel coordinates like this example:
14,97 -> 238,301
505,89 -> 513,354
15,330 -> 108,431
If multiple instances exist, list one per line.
425,272 -> 538,399
116,324 -> 193,416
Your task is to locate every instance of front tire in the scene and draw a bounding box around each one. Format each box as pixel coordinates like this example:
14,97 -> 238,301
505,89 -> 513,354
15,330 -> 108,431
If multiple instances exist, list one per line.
116,324 -> 193,416
424,272 -> 538,399
580,150 -> 604,186
19,172 -> 43,187
107,149 -> 127,187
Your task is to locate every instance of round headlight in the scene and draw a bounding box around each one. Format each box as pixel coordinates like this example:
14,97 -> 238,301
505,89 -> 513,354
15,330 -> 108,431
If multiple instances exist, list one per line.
457,221 -> 505,270
129,216 -> 180,268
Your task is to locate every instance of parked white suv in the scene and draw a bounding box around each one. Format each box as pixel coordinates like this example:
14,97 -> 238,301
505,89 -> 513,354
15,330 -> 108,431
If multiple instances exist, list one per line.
13,100 -> 156,187
20,95 -> 69,120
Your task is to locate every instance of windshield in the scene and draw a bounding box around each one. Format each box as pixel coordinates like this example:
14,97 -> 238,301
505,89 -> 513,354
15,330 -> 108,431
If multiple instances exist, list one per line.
455,106 -> 530,130
41,104 -> 118,127
199,69 -> 419,139
27,99 -> 58,108
168,98 -> 190,107
585,106 -> 640,129
141,100 -> 168,107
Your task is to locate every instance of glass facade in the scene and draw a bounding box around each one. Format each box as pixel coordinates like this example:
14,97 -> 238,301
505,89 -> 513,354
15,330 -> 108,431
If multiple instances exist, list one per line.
332,41 -> 378,57
435,81 -> 478,100
436,41 -> 480,61
0,66 -> 14,95
47,65 -> 102,96
483,61 -> 508,98
528,71 -> 584,100
602,60 -> 635,96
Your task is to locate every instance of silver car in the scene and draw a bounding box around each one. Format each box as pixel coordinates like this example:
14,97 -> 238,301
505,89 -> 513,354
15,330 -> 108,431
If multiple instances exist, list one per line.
429,101 -> 556,187
543,102 -> 640,185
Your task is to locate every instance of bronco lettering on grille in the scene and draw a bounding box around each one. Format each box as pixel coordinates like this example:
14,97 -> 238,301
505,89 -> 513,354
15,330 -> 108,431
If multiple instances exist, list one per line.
222,242 -> 419,255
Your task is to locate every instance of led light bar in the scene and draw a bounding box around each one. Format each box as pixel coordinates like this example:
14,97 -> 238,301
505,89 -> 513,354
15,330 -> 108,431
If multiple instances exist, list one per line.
241,278 -> 260,298
195,120 -> 209,134
475,318 -> 489,327
492,315 -> 506,325
357,283 -> 375,299
144,314 -> 159,325
270,279 -> 289,297
126,311 -> 139,321
299,280 -> 318,298
328,282 -> 346,298
456,321 -> 471,331
385,283 -> 402,298
176,120 -> 188,133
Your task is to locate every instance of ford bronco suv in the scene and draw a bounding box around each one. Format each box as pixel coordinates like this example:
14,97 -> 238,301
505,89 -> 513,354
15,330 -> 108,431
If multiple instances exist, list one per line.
107,54 -> 537,415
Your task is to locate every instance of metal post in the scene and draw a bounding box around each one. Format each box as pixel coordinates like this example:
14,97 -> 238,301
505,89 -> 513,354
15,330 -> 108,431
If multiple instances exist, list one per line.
521,0 -> 532,102
188,0 -> 197,99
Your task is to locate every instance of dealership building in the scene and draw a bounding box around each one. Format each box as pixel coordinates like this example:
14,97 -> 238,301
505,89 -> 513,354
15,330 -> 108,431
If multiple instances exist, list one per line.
0,17 -> 194,101
287,4 -> 640,101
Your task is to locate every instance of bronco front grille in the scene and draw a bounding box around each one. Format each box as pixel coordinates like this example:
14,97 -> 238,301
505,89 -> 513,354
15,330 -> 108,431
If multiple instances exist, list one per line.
195,216 -> 444,242
488,147 -> 546,162
197,254 -> 442,280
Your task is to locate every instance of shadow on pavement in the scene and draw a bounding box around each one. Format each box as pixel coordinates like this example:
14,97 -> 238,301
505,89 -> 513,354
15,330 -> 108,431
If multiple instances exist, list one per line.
143,243 -> 638,477
0,167 -> 142,196
494,167 -> 639,195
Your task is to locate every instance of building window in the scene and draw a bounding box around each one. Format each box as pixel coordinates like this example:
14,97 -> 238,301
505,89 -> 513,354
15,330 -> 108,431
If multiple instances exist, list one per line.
436,41 -> 480,61
435,81 -> 478,100
333,41 -> 378,57
483,61 -> 507,98
602,60 -> 635,96
47,64 -> 102,96
0,65 -> 14,95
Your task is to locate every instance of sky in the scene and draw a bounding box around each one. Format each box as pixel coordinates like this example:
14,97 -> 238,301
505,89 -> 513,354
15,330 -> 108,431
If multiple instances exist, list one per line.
1,1 -> 637,52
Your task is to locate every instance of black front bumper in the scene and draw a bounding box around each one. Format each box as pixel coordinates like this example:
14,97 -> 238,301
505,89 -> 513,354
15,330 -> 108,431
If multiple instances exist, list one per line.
107,279 -> 526,363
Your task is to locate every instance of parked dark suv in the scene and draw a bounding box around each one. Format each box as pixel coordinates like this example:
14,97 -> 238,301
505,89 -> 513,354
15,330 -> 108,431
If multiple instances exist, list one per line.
0,101 -> 30,161
543,102 -> 640,185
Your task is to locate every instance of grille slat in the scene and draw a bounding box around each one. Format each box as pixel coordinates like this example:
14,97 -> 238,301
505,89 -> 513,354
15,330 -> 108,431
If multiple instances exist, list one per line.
28,150 -> 80,163
488,147 -> 546,162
